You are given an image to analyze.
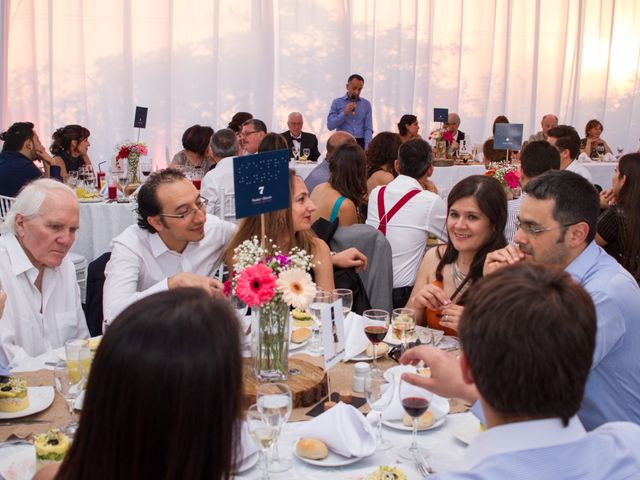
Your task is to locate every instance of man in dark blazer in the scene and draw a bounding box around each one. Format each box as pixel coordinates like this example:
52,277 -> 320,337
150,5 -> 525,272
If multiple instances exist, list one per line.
281,112 -> 321,162
446,112 -> 465,150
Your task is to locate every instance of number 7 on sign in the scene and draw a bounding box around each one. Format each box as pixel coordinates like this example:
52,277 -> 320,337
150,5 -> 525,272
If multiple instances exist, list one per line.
258,186 -> 264,195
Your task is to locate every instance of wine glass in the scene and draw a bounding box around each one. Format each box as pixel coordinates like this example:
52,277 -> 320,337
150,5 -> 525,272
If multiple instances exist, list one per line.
256,383 -> 292,472
308,290 -> 332,354
116,169 -> 129,201
398,377 -> 433,461
291,146 -> 299,161
53,359 -> 85,435
392,308 -> 416,354
246,404 -> 279,480
302,147 -> 311,161
363,309 -> 389,372
616,146 -> 624,159
365,369 -> 394,450
139,158 -> 153,181
332,288 -> 353,320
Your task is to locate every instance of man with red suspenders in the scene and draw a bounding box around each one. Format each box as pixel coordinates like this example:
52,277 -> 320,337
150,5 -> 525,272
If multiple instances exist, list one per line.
366,138 -> 447,308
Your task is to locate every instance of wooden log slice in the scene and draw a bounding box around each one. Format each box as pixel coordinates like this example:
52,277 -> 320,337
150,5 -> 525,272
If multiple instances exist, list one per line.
243,357 -> 327,408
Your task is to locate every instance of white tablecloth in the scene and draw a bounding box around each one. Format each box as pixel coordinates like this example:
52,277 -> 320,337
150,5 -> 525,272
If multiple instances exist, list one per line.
71,201 -> 138,261
292,161 -> 318,180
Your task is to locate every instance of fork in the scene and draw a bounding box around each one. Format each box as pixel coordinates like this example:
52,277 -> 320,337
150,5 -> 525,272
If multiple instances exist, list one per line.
413,450 -> 434,476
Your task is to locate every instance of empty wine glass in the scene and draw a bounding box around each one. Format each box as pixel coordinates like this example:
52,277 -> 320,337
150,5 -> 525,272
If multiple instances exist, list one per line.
363,309 -> 389,372
398,377 -> 433,461
256,383 -> 292,472
308,290 -> 332,354
246,404 -> 279,480
332,288 -> 353,320
291,146 -> 299,161
365,369 -> 394,450
53,360 -> 85,435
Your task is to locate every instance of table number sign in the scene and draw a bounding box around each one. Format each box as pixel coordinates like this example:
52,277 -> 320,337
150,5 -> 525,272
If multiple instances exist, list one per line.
320,299 -> 346,370
433,108 -> 448,123
494,123 -> 523,150
233,149 -> 290,219
133,106 -> 148,128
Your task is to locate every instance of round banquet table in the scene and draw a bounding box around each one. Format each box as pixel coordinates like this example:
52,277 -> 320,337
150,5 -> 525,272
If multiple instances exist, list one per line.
291,160 -> 319,180
71,200 -> 138,261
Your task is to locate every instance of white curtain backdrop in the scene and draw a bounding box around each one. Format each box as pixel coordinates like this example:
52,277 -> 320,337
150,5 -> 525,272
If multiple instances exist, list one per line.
1,0 -> 639,168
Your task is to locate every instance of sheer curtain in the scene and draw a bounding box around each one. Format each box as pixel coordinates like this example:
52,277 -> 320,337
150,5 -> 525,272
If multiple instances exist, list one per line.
1,0 -> 639,167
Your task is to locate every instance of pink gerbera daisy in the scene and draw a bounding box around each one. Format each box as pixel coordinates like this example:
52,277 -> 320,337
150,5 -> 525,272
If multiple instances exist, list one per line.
235,263 -> 277,307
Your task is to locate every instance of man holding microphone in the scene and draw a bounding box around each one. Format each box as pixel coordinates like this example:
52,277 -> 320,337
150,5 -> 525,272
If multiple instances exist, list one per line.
327,74 -> 373,149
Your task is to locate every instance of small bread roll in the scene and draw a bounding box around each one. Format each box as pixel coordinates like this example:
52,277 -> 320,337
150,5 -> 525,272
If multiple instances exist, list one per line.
291,328 -> 312,343
366,342 -> 389,357
296,438 -> 329,460
402,410 -> 435,428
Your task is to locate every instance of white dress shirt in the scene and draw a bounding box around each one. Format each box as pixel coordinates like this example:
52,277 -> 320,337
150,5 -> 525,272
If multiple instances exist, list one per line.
103,214 -> 236,324
366,175 -> 448,288
200,156 -> 237,221
505,195 -> 523,244
433,416 -> 640,479
0,233 -> 88,368
565,160 -> 593,183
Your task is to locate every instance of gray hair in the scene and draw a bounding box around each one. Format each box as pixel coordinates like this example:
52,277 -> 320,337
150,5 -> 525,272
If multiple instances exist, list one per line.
0,179 -> 76,234
211,128 -> 238,159
288,112 -> 303,122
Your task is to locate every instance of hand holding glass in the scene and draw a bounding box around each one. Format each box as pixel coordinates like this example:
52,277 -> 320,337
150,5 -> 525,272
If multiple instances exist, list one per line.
398,377 -> 433,461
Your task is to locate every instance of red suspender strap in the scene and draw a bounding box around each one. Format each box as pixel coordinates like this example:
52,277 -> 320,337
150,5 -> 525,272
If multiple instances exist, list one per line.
377,187 -> 421,235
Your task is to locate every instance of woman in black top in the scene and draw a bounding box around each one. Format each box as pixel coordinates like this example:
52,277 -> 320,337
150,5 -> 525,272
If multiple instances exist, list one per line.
596,153 -> 640,283
49,124 -> 93,178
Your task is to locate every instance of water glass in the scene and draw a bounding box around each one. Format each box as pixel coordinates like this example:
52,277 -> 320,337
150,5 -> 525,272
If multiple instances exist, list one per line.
246,404 -> 279,480
332,288 -> 353,320
365,370 -> 393,450
308,290 -> 332,354
53,360 -> 85,436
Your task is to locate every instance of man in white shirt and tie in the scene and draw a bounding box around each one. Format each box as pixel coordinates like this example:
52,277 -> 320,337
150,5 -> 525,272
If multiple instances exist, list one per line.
402,264 -> 640,479
103,169 -> 235,325
0,179 -> 88,368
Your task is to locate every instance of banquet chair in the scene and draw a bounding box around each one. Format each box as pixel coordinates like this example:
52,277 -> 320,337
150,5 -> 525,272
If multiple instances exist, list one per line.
84,252 -> 111,336
0,195 -> 15,221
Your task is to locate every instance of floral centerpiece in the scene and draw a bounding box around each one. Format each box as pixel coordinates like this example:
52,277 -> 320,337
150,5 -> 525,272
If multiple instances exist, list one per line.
484,162 -> 521,199
428,128 -> 454,158
115,141 -> 148,185
226,236 -> 316,381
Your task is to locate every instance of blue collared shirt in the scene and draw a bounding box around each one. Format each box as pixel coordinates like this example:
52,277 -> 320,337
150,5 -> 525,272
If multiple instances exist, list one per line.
565,241 -> 640,430
327,94 -> 373,147
0,150 -> 43,197
432,417 -> 640,479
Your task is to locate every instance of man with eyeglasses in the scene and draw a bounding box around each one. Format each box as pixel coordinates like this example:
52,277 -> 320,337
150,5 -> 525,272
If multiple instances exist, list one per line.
444,112 -> 465,151
238,118 -> 267,155
412,170 -> 640,433
103,169 -> 236,326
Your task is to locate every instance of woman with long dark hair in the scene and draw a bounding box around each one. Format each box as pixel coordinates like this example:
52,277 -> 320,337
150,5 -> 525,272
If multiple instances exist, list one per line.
35,289 -> 244,480
406,175 -> 507,332
397,114 -> 421,143
170,124 -> 215,171
310,143 -> 367,226
49,124 -> 93,177
596,153 -> 640,283
365,131 -> 402,194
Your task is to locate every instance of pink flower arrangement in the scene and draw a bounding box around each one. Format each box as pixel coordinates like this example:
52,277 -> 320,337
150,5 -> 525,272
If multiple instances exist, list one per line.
504,171 -> 519,189
115,142 -> 148,161
235,263 -> 278,308
442,130 -> 454,143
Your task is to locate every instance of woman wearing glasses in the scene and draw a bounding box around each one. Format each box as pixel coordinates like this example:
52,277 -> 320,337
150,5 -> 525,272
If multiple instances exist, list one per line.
406,175 -> 507,333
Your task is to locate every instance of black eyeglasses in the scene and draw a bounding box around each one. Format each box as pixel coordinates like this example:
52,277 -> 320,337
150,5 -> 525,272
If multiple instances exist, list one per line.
159,197 -> 208,219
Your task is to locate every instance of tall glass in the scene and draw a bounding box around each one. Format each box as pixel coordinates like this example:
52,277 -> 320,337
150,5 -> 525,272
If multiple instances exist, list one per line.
256,383 -> 292,472
392,308 -> 416,353
365,369 -> 393,450
53,359 -> 85,436
363,309 -> 389,372
398,378 -> 433,461
308,290 -> 332,354
332,288 -> 353,320
246,404 -> 279,480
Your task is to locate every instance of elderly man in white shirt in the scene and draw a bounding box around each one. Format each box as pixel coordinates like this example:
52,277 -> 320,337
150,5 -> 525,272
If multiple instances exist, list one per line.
103,169 -> 235,325
401,264 -> 640,479
0,179 -> 88,368
546,125 -> 593,183
200,128 -> 240,221
366,138 -> 447,308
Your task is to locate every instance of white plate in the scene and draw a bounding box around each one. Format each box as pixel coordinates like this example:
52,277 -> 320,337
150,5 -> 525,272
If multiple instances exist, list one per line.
348,345 -> 388,362
0,386 -> 55,419
381,397 -> 450,432
234,451 -> 259,473
293,444 -> 371,467
289,339 -> 309,351
77,197 -> 104,203
452,416 -> 483,445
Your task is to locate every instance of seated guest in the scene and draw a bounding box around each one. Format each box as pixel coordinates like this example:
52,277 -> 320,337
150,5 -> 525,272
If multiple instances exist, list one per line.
528,113 -> 558,142
258,132 -> 288,152
481,138 -> 508,165
225,169 -> 335,292
366,131 -> 402,194
402,264 -> 640,479
483,170 -> 640,430
49,124 -> 93,178
201,128 -> 241,220
103,169 -> 232,325
35,289 -> 243,480
445,112 -> 465,150
546,125 -> 593,182
0,179 -> 88,368
227,111 -> 253,134
596,153 -> 640,283
170,124 -> 215,172
281,112 -> 320,161
406,176 -> 507,332
310,143 -> 367,226
0,122 -> 50,197
580,118 -> 613,159
397,114 -> 421,143
304,131 -> 357,195
504,140 -> 561,242
366,139 -> 448,308
238,119 -> 267,155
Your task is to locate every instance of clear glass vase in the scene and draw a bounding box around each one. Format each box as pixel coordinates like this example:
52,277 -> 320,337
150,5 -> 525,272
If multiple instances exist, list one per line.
127,156 -> 140,185
251,299 -> 290,381
436,139 -> 447,159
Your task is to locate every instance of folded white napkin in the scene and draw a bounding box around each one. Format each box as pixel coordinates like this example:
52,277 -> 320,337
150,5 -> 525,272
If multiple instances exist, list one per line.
343,313 -> 371,361
603,152 -> 616,162
296,402 -> 375,457
578,152 -> 592,163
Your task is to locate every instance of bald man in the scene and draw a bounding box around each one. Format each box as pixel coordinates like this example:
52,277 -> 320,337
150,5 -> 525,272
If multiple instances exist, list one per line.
280,112 -> 320,162
528,114 -> 558,142
304,131 -> 357,195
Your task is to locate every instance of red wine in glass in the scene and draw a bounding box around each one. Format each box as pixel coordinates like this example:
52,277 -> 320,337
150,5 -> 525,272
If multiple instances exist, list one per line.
141,170 -> 151,176
402,397 -> 430,418
192,179 -> 202,190
364,325 -> 388,344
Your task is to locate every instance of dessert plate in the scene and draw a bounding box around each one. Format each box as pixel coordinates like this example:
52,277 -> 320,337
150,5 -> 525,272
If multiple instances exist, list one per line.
293,444 -> 371,467
0,386 -> 54,420
289,339 -> 309,351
